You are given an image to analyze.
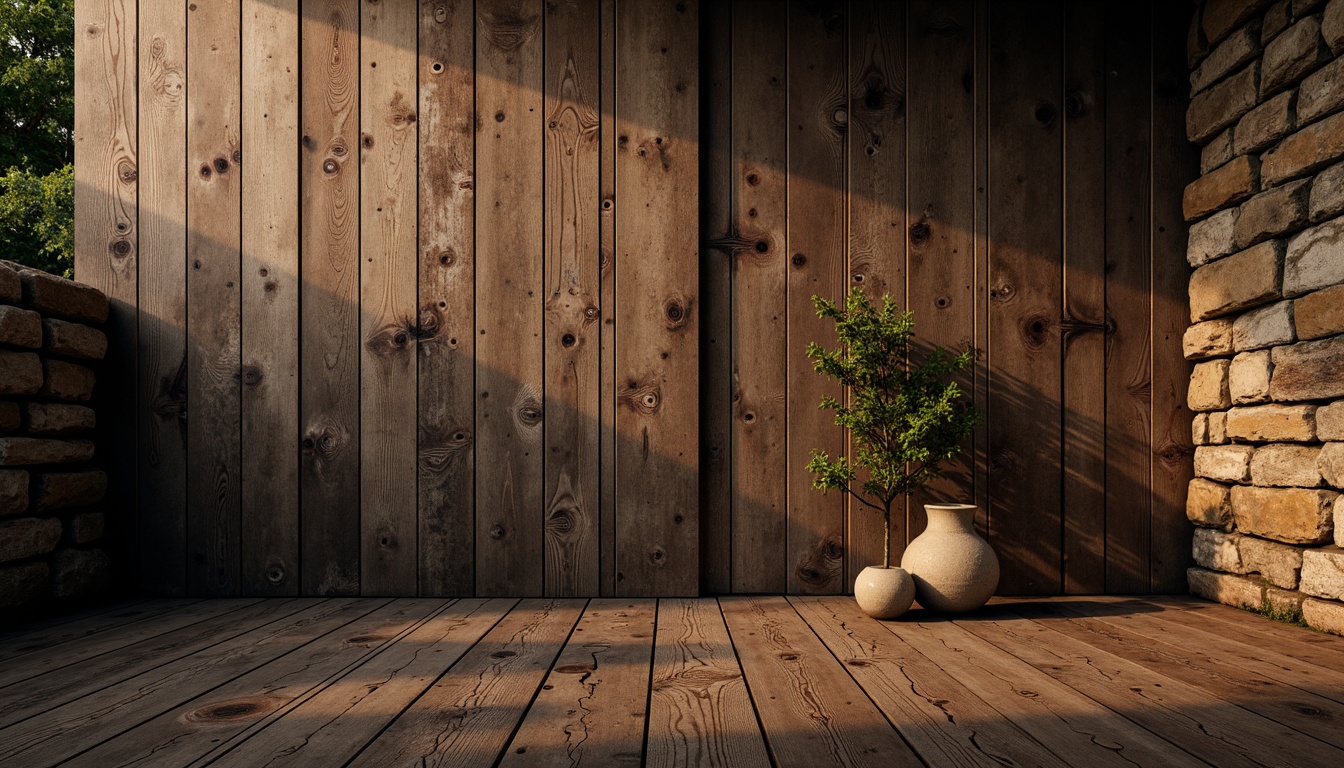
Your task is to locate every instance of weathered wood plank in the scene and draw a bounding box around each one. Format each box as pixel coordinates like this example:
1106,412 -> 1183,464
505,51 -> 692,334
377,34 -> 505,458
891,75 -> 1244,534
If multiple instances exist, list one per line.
299,0 -> 361,597
240,0 -> 300,597
417,0 -> 477,597
475,0 -> 546,598
500,599 -> 655,764
785,0 -> 848,595
794,596 -> 1073,768
986,0 -> 1064,594
135,0 -> 187,596
1061,0 -> 1109,594
1142,595 -> 1344,668
718,596 -> 920,767
647,598 -> 770,768
543,0 -> 602,598
730,0 -> 788,594
598,0 -> 618,597
359,0 -> 419,597
1103,0 -> 1154,594
348,598 -> 586,767
614,0 -> 700,596
185,0 -> 243,597
0,599 -> 183,662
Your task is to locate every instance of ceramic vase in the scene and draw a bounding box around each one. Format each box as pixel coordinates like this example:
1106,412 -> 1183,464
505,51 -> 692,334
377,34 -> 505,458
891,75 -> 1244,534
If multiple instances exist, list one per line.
901,503 -> 999,613
853,566 -> 916,619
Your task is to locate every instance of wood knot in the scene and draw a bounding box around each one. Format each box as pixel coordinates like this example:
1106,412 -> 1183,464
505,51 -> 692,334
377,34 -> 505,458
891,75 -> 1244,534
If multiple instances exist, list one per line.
365,321 -> 416,355
241,364 -> 263,386
362,133 -> 374,149
560,332 -> 576,348
323,159 -> 339,175
754,239 -> 769,254
417,304 -> 442,340
213,157 -> 229,174
489,523 -> 507,540
547,504 -> 576,534
602,196 -> 614,210
302,421 -> 348,464
934,296 -> 951,309
480,7 -> 540,51
846,658 -> 871,667
555,664 -> 594,674
302,135 -> 316,150
232,148 -> 242,164
431,61 -> 444,73
515,394 -> 543,427
619,379 -> 662,415
989,282 -> 1015,302
583,304 -> 599,321
346,634 -> 386,645
663,296 -> 691,330
745,171 -> 760,186
648,546 -> 667,566
1021,314 -> 1051,350
117,159 -> 137,182
265,563 -> 286,584
187,697 -> 277,723
109,240 -> 132,257
199,164 -> 212,179
1064,89 -> 1087,118
432,0 -> 447,22
909,220 -> 931,245
791,253 -> 807,268
1033,101 -> 1057,128
776,651 -> 799,661
495,111 -> 506,122
491,649 -> 517,658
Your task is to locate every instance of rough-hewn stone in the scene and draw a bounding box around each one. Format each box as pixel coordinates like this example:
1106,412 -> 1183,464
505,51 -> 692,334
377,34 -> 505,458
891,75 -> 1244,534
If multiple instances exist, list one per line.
1210,410 -> 1231,444
1190,240 -> 1283,321
1190,359 -> 1233,411
1196,444 -> 1256,482
1266,1 -> 1293,44
1185,155 -> 1260,220
1319,442 -> 1344,486
40,360 -> 95,402
23,403 -> 95,435
1185,318 -> 1236,359
1188,207 -> 1241,266
1190,61 -> 1263,144
1240,535 -> 1305,587
1234,89 -> 1297,154
1194,23 -> 1263,93
1230,349 -> 1274,403
0,562 -> 48,608
1265,585 -> 1306,613
50,548 -> 110,600
70,512 -> 104,544
1300,546 -> 1344,597
1262,15 -> 1328,93
0,350 -> 42,396
1319,400 -> 1344,439
31,470 -> 106,512
1284,216 -> 1344,294
1232,300 -> 1295,350
1194,412 -> 1212,445
0,438 -> 95,466
1251,443 -> 1323,485
1292,283 -> 1344,338
1302,0 -> 1329,17
1309,157 -> 1344,219
1271,335 -> 1344,400
1232,485 -> 1337,543
1206,0 -> 1278,45
1303,596 -> 1344,635
1337,494 -> 1344,545
42,319 -> 107,361
1301,55 -> 1344,122
0,401 -> 17,432
1226,402 -> 1317,440
0,517 -> 62,562
1188,566 -> 1266,607
1262,110 -> 1344,184
0,264 -> 19,305
0,261 -> 108,324
0,305 -> 41,349
1326,0 -> 1344,52
0,470 -> 27,515
1202,128 -> 1237,174
1234,178 -> 1312,247
1195,528 -> 1245,572
1189,478 -> 1236,529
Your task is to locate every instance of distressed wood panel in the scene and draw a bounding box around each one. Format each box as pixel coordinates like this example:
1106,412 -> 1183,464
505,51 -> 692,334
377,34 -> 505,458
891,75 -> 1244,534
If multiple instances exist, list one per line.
599,0 -> 619,596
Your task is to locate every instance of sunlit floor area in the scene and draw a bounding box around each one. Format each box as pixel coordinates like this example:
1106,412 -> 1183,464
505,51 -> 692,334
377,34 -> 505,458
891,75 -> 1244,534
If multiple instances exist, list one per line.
1,594 -> 1341,767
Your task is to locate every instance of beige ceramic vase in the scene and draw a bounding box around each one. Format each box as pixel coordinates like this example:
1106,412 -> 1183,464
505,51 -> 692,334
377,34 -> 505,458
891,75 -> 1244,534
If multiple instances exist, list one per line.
901,503 -> 999,612
853,566 -> 916,619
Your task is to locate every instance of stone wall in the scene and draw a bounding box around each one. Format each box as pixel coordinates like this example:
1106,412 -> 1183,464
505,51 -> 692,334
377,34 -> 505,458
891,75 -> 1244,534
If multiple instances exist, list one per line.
1186,0 -> 1344,634
0,261 -> 112,609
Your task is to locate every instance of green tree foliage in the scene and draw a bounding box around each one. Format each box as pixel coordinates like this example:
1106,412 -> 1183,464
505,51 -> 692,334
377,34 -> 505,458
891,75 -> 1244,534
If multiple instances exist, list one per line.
0,0 -> 74,277
806,288 -> 980,568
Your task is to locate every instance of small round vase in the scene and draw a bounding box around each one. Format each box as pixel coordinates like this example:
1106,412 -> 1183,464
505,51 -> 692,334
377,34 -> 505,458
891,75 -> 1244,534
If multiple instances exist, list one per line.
854,566 -> 916,620
901,503 -> 999,613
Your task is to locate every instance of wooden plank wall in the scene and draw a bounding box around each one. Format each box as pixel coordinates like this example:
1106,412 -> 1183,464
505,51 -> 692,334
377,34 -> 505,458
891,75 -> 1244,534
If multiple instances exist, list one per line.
75,0 -> 1194,598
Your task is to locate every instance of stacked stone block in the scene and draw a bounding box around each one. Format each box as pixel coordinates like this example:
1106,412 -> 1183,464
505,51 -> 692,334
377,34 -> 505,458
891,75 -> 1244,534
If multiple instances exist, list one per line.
0,261 -> 112,608
1186,0 -> 1344,635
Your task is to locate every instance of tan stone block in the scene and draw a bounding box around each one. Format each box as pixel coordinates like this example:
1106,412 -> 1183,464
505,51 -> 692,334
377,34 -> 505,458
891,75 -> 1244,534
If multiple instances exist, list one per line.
0,350 -> 41,396
0,562 -> 48,609
0,261 -> 108,324
1326,0 -> 1344,52
41,360 -> 96,402
1189,61 -> 1262,144
1189,359 -> 1232,411
1226,403 -> 1317,441
1239,535 -> 1305,587
1262,15 -> 1328,94
1232,300 -> 1295,350
42,319 -> 107,361
1309,158 -> 1344,221
0,305 -> 40,348
1202,128 -> 1236,175
1262,111 -> 1344,186
1210,410 -> 1230,443
1301,546 -> 1344,598
1270,336 -> 1344,401
1193,22 -> 1262,93
0,470 -> 26,515
1188,566 -> 1266,608
1189,240 -> 1282,321
1319,400 -> 1344,439
1185,155 -> 1260,220
1285,216 -> 1344,295
1185,319 -> 1236,359
1234,90 -> 1296,156
1195,444 -> 1256,482
1193,412 -> 1211,446
1250,443 -> 1322,486
0,438 -> 95,466
1265,585 -> 1306,614
1292,283 -> 1344,339
1319,442 -> 1344,486
23,404 -> 95,436
1231,485 -> 1337,543
1188,207 -> 1241,267
1302,597 -> 1344,635
1300,54 -> 1344,123
1234,178 -> 1311,248
1194,527 -> 1244,572
1189,478 -> 1236,529
0,517 -> 61,563
1230,349 -> 1274,404
1337,494 -> 1344,545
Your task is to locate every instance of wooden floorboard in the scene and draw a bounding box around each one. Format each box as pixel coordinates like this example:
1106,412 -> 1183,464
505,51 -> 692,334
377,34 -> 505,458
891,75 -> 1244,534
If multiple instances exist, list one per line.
0,595 -> 1342,767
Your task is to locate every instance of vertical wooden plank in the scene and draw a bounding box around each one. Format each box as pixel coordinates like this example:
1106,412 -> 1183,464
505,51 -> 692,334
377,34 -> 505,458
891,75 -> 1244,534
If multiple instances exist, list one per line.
987,0 -> 1063,595
300,0 -> 361,596
186,0 -> 242,596
543,0 -> 602,597
1103,0 -> 1153,594
730,0 -> 788,594
1061,0 -> 1108,594
905,0 -> 975,550
1150,0 -> 1197,593
972,0 -> 991,548
241,0 -> 300,596
614,0 -> 699,597
136,0 -> 185,596
360,0 -> 419,596
476,0 -> 545,597
418,0 -> 476,596
786,0 -> 847,595
599,0 -> 618,597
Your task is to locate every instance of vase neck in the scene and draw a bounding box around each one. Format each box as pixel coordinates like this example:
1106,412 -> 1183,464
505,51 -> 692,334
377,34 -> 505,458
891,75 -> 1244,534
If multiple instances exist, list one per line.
922,504 -> 977,532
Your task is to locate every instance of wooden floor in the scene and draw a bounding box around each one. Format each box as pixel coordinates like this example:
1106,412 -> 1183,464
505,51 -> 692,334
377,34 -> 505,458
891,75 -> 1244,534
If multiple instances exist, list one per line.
1,596 -> 1343,767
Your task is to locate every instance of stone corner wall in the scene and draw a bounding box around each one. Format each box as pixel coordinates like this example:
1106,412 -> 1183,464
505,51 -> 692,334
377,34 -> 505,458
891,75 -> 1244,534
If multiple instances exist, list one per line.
1184,0 -> 1344,635
0,260 -> 113,611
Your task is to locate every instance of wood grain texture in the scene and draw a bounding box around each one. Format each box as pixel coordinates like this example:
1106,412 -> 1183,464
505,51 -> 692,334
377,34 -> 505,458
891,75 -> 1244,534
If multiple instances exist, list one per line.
598,0 -> 619,597
730,0 -> 788,594
360,0 -> 419,597
185,0 -> 242,597
134,0 -> 186,596
500,599 -> 655,765
300,0 -> 361,597
418,0 -> 477,597
647,599 -> 770,768
543,0 -> 602,597
614,0 -> 700,597
785,0 -> 848,595
475,0 -> 546,598
0,600 -> 189,662
241,0 -> 300,597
